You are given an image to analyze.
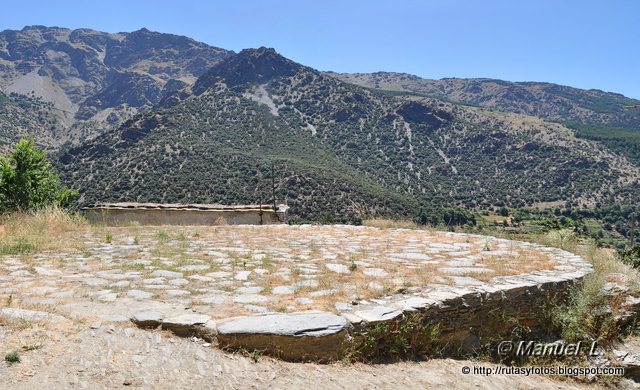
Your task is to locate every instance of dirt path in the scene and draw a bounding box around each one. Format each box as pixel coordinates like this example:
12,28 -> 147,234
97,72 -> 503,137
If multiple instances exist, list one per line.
0,320 -> 605,390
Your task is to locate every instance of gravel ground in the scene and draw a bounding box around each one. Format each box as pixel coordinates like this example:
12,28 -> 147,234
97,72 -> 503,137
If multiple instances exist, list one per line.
0,318 -> 610,390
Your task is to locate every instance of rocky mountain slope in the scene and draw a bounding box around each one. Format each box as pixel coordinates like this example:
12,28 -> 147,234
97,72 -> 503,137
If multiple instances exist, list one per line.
0,90 -> 62,147
331,72 -> 640,165
0,25 -> 232,144
59,48 -> 640,221
330,72 -> 640,129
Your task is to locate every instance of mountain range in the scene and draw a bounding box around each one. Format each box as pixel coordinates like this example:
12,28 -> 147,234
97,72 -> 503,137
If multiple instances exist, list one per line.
0,26 -> 639,222
0,25 -> 231,144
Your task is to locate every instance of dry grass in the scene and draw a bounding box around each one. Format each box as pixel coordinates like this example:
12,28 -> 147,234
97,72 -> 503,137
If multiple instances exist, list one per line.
0,207 -> 89,254
362,218 -> 422,230
548,241 -> 640,345
0,309 -> 83,370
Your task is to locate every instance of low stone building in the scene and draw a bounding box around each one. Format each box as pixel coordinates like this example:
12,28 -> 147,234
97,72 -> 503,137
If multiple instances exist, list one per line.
82,202 -> 289,226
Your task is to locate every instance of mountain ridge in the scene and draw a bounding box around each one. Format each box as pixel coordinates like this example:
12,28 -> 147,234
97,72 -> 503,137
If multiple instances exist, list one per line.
0,25 -> 233,144
58,47 -> 640,221
0,26 -> 638,221
328,71 -> 640,130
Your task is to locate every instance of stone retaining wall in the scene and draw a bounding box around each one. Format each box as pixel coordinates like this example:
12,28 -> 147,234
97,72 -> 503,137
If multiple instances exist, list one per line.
83,202 -> 289,226
131,233 -> 593,362
339,237 -> 592,358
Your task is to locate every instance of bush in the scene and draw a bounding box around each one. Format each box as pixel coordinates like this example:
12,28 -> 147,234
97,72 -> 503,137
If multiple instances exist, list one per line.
550,242 -> 634,346
0,138 -> 77,212
4,350 -> 20,365
317,211 -> 334,225
617,246 -> 640,269
551,274 -> 617,344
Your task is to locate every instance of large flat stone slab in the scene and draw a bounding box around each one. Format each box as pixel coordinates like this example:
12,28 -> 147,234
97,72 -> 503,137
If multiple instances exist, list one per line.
216,312 -> 349,361
152,270 -> 183,279
217,312 -> 347,337
353,306 -> 403,323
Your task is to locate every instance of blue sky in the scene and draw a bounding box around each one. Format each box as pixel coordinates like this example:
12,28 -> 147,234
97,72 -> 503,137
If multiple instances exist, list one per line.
2,0 -> 639,98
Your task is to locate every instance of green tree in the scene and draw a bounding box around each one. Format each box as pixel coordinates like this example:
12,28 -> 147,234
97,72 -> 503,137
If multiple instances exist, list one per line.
0,138 -> 77,212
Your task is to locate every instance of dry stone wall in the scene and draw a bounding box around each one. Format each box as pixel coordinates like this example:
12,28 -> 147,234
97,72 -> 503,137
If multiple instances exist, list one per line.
83,203 -> 289,226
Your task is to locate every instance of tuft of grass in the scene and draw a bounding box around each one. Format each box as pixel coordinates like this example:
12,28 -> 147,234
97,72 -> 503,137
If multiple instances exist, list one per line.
21,342 -> 42,351
483,238 -> 492,251
156,230 -> 170,242
542,228 -> 577,252
4,350 -> 20,365
261,255 -> 273,267
105,232 -> 113,244
123,262 -> 146,271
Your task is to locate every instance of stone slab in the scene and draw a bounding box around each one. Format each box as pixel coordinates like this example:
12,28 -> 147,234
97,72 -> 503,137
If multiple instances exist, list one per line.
216,312 -> 350,362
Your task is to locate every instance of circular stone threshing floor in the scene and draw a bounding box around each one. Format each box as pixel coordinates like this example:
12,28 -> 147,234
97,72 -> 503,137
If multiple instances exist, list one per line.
0,225 -> 569,322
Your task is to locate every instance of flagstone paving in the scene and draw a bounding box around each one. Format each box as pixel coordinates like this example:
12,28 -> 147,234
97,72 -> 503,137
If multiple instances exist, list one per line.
0,225 -> 561,321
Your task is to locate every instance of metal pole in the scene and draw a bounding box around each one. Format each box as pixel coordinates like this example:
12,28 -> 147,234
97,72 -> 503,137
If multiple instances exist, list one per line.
271,163 -> 277,213
256,164 -> 263,225
630,213 -> 637,249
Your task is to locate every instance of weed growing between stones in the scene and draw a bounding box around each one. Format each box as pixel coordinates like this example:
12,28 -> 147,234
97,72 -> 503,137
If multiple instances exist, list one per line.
483,238 -> 492,251
123,262 -> 146,271
234,347 -> 265,363
251,349 -> 262,363
156,230 -> 170,242
348,313 -> 441,362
